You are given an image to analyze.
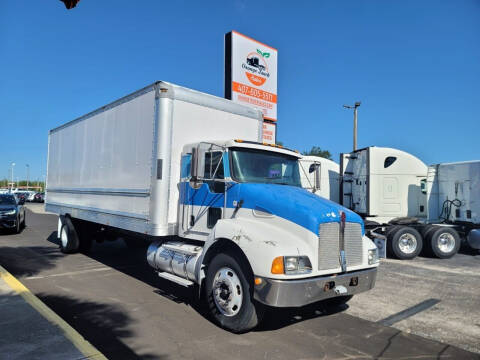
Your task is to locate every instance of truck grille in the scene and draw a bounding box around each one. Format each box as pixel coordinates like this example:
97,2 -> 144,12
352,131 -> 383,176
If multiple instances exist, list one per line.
344,223 -> 363,267
318,222 -> 363,271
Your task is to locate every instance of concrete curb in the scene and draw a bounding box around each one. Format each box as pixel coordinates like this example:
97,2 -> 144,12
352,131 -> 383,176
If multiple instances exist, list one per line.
0,265 -> 107,360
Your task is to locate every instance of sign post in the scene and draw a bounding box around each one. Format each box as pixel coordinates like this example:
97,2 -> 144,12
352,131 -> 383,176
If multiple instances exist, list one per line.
225,31 -> 278,144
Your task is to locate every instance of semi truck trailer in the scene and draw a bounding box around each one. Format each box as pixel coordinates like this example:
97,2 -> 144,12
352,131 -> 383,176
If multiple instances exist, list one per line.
340,146 -> 478,260
46,81 -> 379,332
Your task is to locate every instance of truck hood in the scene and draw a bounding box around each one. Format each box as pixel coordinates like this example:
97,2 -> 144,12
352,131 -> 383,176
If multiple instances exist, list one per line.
233,183 -> 364,236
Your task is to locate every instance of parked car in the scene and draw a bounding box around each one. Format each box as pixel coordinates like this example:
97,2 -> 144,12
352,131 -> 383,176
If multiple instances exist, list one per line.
26,191 -> 37,202
0,194 -> 26,233
33,192 -> 45,203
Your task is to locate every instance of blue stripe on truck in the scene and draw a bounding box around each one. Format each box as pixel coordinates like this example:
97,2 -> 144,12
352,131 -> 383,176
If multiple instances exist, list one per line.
181,182 -> 364,235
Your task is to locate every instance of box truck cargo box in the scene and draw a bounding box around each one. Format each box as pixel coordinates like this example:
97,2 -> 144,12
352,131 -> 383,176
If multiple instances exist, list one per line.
46,81 -> 263,236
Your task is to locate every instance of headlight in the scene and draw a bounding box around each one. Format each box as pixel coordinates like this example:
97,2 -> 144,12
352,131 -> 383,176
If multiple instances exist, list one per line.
368,248 -> 379,265
272,256 -> 312,275
4,209 -> 16,215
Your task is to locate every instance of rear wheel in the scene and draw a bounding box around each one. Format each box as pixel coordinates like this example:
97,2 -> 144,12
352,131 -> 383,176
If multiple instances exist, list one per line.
420,225 -> 437,256
205,253 -> 263,333
59,216 -> 80,254
427,227 -> 460,259
388,226 -> 423,259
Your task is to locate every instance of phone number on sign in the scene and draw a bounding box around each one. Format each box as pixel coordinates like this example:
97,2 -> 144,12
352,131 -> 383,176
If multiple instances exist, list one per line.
236,84 -> 275,102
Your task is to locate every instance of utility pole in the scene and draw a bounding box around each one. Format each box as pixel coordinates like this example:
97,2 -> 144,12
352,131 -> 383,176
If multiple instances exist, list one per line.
26,164 -> 30,190
343,102 -> 361,151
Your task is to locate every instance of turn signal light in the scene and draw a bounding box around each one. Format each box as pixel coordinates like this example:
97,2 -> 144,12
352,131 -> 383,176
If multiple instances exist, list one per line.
271,256 -> 284,274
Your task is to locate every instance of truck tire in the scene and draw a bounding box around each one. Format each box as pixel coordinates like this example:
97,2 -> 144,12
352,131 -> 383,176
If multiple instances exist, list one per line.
388,226 -> 423,260
420,225 -> 437,256
205,253 -> 263,333
386,225 -> 401,238
427,227 -> 460,259
21,211 -> 26,229
421,224 -> 437,239
59,216 -> 80,254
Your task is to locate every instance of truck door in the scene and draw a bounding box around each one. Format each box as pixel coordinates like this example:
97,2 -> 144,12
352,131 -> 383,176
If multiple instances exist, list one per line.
345,150 -> 369,214
183,145 -> 226,239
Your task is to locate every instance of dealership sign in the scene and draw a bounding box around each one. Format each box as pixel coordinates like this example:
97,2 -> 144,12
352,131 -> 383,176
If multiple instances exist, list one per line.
262,121 -> 276,144
225,31 -> 278,122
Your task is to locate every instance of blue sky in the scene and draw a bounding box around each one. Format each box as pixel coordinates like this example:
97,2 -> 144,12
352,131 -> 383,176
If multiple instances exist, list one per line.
1,0 -> 479,181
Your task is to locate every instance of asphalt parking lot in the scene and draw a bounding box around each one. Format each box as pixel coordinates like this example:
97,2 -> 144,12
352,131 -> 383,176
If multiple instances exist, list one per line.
0,204 -> 479,360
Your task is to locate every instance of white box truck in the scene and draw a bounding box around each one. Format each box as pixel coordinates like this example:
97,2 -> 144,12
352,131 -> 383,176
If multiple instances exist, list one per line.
340,146 -> 479,260
46,81 -> 379,332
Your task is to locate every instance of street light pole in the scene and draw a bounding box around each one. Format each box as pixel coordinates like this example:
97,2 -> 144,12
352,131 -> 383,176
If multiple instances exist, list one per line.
10,162 -> 15,191
343,102 -> 361,151
26,164 -> 30,190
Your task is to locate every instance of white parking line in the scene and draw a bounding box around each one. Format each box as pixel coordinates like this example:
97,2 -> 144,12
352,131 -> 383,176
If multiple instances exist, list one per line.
25,267 -> 112,280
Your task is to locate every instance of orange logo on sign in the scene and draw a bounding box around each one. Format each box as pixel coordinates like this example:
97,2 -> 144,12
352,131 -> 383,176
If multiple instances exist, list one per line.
246,73 -> 266,86
243,52 -> 269,87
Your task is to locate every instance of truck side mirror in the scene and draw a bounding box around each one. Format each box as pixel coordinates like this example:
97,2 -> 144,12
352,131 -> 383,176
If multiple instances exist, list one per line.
309,163 -> 321,192
191,147 -> 198,179
315,166 -> 321,190
191,146 -> 205,181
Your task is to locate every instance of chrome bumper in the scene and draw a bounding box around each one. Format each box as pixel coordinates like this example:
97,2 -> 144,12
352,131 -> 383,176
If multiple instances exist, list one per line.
253,267 -> 377,307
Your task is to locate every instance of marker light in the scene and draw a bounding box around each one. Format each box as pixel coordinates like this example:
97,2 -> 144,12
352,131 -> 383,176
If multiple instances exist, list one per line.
271,256 -> 284,274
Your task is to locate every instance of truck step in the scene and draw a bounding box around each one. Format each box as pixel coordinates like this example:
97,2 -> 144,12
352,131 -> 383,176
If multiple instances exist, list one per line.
344,171 -> 354,175
157,272 -> 194,287
344,180 -> 353,183
162,243 -> 203,256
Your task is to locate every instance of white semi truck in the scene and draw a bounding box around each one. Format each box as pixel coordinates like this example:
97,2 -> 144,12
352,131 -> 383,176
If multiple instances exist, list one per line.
340,146 -> 480,260
299,156 -> 340,203
46,81 -> 379,333
427,160 -> 480,251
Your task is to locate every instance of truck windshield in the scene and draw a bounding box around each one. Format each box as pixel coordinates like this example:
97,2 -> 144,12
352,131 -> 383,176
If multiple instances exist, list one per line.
230,147 -> 301,187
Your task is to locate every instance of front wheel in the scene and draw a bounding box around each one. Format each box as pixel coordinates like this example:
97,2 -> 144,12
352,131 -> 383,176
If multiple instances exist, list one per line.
14,215 -> 21,234
205,253 -> 263,333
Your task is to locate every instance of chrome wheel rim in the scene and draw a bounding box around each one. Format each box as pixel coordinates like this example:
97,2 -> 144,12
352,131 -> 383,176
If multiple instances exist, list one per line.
437,233 -> 455,253
212,267 -> 243,317
398,233 -> 417,254
61,226 -> 68,248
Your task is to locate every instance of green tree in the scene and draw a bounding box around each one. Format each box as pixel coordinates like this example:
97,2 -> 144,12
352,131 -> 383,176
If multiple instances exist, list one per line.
302,146 -> 332,160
